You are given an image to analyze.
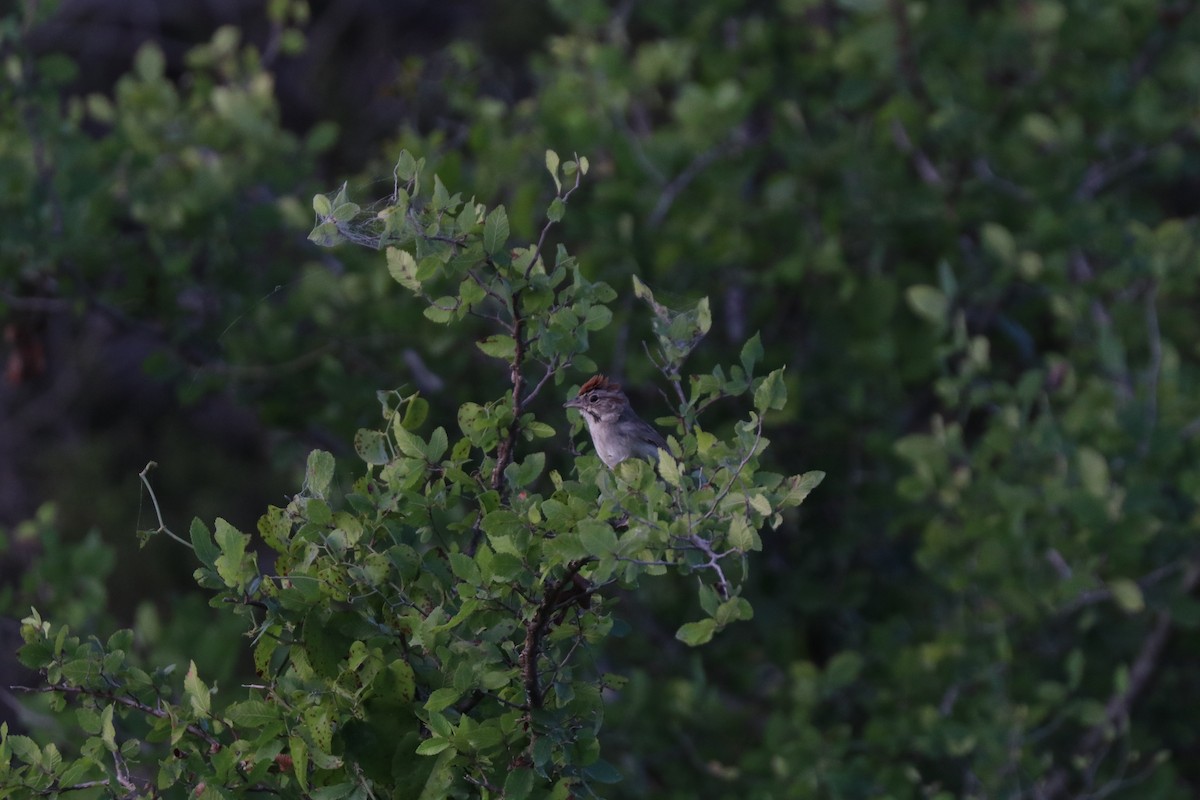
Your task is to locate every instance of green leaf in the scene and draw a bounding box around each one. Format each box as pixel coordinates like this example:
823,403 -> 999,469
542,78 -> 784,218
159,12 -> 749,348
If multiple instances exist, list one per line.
395,150 -> 419,181
675,619 -> 717,647
423,299 -> 457,324
658,450 -> 682,488
754,368 -> 787,411
386,247 -> 421,292
214,518 -> 250,589
740,332 -> 763,376
695,296 -> 712,335
306,450 -> 335,497
477,335 -> 517,360
545,149 -> 561,192
392,420 -> 426,459
225,700 -> 277,729
507,452 -> 546,488
483,206 -> 509,255
583,304 -> 612,331
715,597 -> 754,625
698,583 -> 721,617
6,734 -> 40,763
824,650 -> 863,690
415,257 -> 442,282
377,660 -> 416,703
503,767 -> 536,799
424,687 -> 462,712
577,520 -> 618,557
310,784 -> 354,800
631,274 -> 655,303
416,738 -> 453,756
184,661 -> 211,717
727,517 -> 760,550
354,429 -> 389,465
431,175 -> 451,211
906,285 -> 948,325
981,222 -> 1017,265
449,552 -> 481,584
312,193 -> 332,217
99,704 -> 116,752
547,197 -> 566,222
290,736 -> 309,791
402,395 -> 429,430
584,760 -> 622,784
189,518 -> 219,570
1109,578 -> 1145,614
308,220 -> 344,247
1077,447 -> 1109,498
781,471 -> 825,507
426,427 -> 449,462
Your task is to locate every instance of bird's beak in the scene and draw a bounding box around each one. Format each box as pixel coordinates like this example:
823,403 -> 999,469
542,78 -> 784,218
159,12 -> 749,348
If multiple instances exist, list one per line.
564,396 -> 581,409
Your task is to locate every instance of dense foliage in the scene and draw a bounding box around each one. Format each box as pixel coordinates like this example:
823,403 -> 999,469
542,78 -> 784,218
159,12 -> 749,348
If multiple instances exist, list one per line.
4,0 -> 1200,798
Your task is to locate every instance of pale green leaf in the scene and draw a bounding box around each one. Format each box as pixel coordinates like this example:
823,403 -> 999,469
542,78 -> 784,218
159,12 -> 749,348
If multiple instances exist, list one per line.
1109,578 -> 1144,614
906,284 -> 948,325
675,619 -> 717,647
305,450 -> 335,497
545,149 -> 561,192
386,247 -> 421,292
658,450 -> 682,488
754,368 -> 787,411
184,661 -> 211,717
477,335 -> 517,360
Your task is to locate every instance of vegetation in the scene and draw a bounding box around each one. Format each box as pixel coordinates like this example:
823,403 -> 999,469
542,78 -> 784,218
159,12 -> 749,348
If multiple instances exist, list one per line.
3,1 -> 1200,797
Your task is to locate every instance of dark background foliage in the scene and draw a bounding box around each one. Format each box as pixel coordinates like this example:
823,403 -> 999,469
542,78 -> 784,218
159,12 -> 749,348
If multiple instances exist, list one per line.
3,0 -> 1200,796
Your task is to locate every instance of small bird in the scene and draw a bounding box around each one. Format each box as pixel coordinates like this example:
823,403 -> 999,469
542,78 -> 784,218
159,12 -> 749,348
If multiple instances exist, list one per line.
564,375 -> 668,468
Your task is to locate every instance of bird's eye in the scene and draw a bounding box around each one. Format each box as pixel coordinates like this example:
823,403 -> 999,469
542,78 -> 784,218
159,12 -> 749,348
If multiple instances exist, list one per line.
586,394 -> 596,403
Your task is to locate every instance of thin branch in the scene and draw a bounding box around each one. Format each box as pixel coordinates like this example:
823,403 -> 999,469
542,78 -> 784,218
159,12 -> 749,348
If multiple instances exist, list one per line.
529,163 -> 583,278
520,355 -> 563,407
1054,561 -> 1180,617
687,534 -> 731,600
1073,147 -> 1150,201
890,119 -> 943,188
1037,560 -> 1200,798
697,415 -> 764,527
887,0 -> 930,104
12,682 -> 222,750
36,779 -> 113,797
488,305 -> 525,494
488,161 -> 585,498
521,559 -> 594,713
191,342 -> 337,381
137,462 -> 194,550
646,138 -> 739,230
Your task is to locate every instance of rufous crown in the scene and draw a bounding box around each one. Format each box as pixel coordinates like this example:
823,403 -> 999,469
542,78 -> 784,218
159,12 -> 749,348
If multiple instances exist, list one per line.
577,374 -> 621,394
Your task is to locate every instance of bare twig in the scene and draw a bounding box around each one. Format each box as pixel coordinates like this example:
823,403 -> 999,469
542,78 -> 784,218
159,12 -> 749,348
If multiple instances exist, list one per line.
1073,147 -> 1150,201
520,356 -> 564,407
137,462 -> 194,550
646,136 -> 743,230
890,119 -> 944,188
686,534 -> 732,600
